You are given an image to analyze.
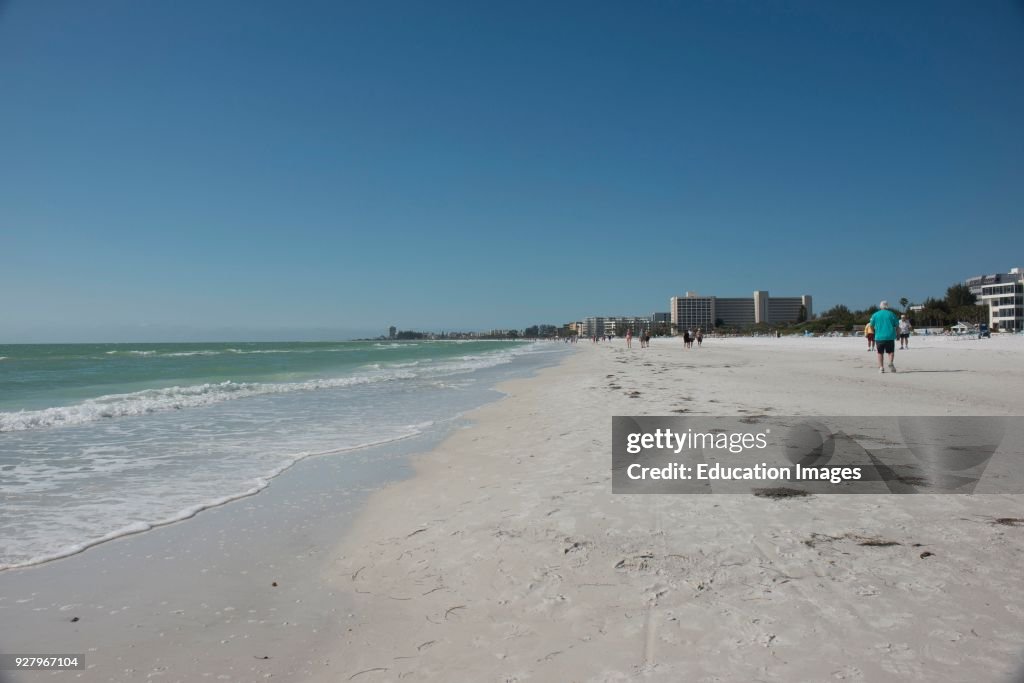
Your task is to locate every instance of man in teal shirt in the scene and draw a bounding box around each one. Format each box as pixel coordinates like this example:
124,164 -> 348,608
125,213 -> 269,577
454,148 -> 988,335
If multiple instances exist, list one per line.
868,300 -> 900,373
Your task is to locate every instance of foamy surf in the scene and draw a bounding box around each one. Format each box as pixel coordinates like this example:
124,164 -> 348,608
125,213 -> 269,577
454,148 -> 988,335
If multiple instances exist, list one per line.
0,373 -> 415,432
0,340 -> 566,571
0,426 -> 434,572
0,345 -> 534,432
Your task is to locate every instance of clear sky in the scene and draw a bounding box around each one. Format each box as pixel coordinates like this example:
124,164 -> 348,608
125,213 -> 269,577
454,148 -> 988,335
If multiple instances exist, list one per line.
2,1 -> 1022,341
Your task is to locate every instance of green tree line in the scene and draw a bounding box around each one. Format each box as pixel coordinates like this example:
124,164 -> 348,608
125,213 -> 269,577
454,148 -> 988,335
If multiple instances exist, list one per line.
793,284 -> 986,333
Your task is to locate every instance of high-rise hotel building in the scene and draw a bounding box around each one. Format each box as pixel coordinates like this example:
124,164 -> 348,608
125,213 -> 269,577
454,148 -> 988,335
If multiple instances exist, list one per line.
670,291 -> 812,331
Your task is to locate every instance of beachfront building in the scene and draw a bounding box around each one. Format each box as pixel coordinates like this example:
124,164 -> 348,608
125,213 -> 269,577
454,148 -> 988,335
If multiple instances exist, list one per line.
976,267 -> 1024,332
580,317 -> 606,338
966,269 -> 1019,298
581,316 -> 652,337
670,291 -> 812,332
670,294 -> 715,332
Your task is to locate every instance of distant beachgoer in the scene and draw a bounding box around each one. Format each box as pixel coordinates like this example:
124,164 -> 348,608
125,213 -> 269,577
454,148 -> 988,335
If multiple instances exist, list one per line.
869,301 -> 900,373
683,329 -> 691,349
626,328 -> 633,349
696,329 -> 704,347
865,321 -> 875,351
899,315 -> 912,349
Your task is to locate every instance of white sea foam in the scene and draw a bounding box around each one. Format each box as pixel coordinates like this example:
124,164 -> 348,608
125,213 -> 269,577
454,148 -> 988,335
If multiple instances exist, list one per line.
222,347 -> 353,355
163,350 -> 223,357
103,347 -> 355,359
226,348 -> 297,354
0,426 -> 434,571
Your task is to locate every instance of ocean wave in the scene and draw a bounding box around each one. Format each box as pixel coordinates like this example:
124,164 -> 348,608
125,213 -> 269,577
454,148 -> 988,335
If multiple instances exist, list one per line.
421,349 -> 525,376
164,350 -> 223,357
0,371 -> 415,433
104,347 -> 355,359
225,348 -> 302,354
0,343 -> 546,433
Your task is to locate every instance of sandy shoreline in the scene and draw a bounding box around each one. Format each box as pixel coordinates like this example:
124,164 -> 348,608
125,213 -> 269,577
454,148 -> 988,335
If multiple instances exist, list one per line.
2,336 -> 1023,682
323,336 -> 1024,682
0,429 -> 425,683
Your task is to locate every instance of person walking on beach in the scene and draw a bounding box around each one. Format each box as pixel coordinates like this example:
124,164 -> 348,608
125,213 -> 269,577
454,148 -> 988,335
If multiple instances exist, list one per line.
869,300 -> 900,373
864,321 -> 875,351
626,328 -> 633,349
899,315 -> 912,349
696,329 -> 703,347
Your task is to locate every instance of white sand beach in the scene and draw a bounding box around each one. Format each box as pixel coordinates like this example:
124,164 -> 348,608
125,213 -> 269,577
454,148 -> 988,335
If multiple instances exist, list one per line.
2,335 -> 1023,682
323,335 -> 1024,682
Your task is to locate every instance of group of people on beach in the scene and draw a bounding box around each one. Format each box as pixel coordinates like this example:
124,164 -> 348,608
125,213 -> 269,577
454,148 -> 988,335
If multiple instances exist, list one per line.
681,328 -> 703,349
625,329 -> 652,349
868,301 -> 913,373
865,311 -> 912,353
625,327 -> 703,349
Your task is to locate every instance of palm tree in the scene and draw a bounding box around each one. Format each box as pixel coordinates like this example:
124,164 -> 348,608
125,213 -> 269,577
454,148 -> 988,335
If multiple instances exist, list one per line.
899,297 -> 909,313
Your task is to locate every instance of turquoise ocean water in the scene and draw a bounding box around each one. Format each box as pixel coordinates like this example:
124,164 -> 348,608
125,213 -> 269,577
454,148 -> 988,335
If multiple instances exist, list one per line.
0,341 -> 565,570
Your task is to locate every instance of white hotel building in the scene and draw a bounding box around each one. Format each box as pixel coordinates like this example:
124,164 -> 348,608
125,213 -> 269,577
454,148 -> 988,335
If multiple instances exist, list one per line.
970,267 -> 1024,332
580,316 -> 653,338
670,291 -> 812,332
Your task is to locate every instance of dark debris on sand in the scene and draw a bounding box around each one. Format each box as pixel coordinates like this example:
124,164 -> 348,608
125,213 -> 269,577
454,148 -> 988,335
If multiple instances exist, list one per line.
753,487 -> 812,499
804,532 -> 901,548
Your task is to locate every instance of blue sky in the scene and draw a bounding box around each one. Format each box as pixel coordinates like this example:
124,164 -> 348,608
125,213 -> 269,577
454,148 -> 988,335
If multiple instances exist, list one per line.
2,1 -> 1022,341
